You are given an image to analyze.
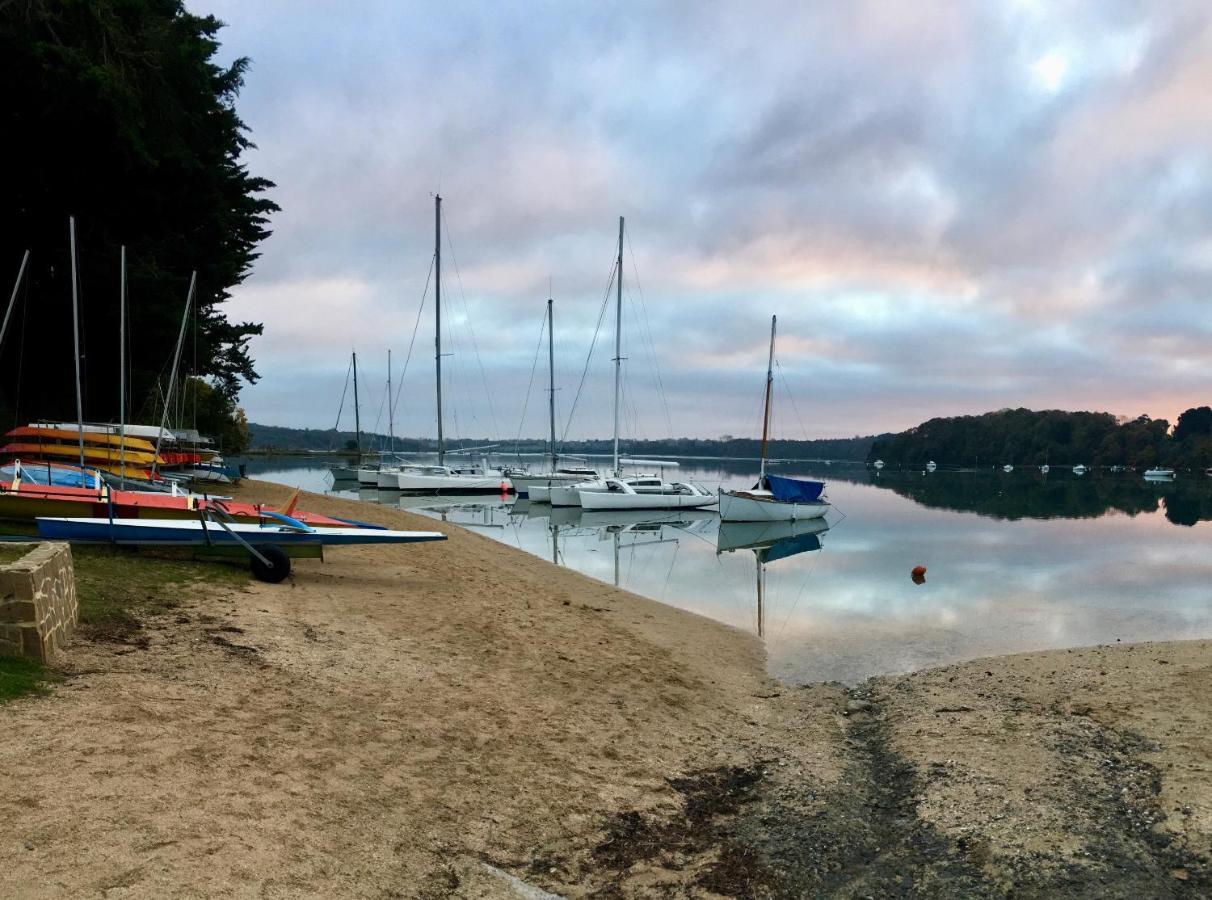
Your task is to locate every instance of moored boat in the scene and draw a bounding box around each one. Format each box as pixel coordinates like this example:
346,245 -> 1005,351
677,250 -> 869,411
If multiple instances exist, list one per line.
577,477 -> 716,511
720,316 -> 829,522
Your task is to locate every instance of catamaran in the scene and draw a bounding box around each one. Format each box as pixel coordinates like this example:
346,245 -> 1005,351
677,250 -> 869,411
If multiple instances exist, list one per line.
36,512 -> 445,583
508,295 -> 604,500
719,316 -> 829,522
329,350 -> 364,482
556,217 -> 711,510
389,195 -> 512,493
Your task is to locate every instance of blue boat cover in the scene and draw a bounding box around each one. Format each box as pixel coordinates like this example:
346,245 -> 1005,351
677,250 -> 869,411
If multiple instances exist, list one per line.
759,531 -> 823,564
764,474 -> 825,503
1,463 -> 94,488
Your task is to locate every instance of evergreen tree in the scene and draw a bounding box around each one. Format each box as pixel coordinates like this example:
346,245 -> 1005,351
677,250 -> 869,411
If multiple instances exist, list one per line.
0,0 -> 275,432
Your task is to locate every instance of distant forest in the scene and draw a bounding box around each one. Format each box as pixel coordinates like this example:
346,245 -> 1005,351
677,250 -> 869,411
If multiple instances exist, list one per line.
869,407 -> 1212,469
246,422 -> 883,461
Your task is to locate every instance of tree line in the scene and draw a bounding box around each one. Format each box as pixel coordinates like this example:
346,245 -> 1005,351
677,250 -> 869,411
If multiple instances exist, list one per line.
245,422 -> 882,461
1,0 -> 274,451
868,407 -> 1212,470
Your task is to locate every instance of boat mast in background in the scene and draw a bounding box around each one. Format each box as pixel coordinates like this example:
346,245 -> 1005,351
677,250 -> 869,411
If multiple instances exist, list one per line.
759,315 -> 777,484
152,271 -> 196,478
69,217 -> 86,472
386,348 -> 394,454
352,350 -> 361,455
435,194 -> 444,467
547,295 -> 557,472
119,245 -> 127,488
612,216 -> 624,477
1,249 -> 30,353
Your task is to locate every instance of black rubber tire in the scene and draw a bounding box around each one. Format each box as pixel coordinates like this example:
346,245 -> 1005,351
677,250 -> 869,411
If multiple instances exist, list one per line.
250,545 -> 291,583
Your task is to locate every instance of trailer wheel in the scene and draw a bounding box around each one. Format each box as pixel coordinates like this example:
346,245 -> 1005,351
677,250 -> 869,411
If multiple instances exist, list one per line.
250,545 -> 291,583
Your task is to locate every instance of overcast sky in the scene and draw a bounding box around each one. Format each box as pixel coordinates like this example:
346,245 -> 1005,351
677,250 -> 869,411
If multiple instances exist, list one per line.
198,0 -> 1212,441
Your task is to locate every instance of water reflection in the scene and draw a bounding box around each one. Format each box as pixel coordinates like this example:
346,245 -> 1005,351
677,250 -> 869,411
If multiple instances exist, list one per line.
716,519 -> 829,637
854,467 -> 1212,525
252,456 -> 1212,685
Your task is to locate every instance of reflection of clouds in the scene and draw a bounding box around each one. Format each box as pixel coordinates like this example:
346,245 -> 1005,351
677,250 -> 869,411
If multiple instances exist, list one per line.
259,460 -> 1212,685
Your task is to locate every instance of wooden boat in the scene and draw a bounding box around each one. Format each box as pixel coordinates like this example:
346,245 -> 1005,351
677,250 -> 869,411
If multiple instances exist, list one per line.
720,317 -> 830,522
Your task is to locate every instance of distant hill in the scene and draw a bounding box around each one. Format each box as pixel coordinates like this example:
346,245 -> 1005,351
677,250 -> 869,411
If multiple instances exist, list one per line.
868,406 -> 1212,469
246,422 -> 883,460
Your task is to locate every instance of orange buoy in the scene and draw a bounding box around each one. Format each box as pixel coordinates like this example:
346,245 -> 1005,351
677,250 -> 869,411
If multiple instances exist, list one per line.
911,565 -> 927,585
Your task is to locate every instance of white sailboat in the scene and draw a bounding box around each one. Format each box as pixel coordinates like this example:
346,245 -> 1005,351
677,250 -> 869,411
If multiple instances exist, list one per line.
565,217 -> 712,510
330,351 -> 363,482
393,195 -> 511,494
719,316 -> 829,522
510,295 -> 604,500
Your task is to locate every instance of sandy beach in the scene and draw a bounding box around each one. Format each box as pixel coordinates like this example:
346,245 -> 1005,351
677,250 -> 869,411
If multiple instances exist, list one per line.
0,480 -> 1208,897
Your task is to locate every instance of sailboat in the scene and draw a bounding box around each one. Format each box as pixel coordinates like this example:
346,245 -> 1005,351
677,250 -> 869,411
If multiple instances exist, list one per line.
330,351 -> 363,481
716,517 -> 830,637
376,350 -> 404,489
559,217 -> 713,510
508,296 -> 603,500
392,195 -> 510,493
719,316 -> 829,522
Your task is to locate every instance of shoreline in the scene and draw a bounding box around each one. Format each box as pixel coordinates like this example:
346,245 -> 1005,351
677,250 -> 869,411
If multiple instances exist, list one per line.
0,479 -> 1207,896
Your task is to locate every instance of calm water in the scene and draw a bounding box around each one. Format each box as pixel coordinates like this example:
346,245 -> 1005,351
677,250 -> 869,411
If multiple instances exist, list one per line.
240,455 -> 1212,685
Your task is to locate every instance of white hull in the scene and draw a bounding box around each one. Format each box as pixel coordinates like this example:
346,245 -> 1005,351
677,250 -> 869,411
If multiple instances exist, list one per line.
578,488 -> 717,511
376,469 -> 402,490
510,473 -> 593,498
718,490 -> 829,522
330,465 -> 359,481
396,471 -> 509,493
357,467 -> 379,485
528,484 -> 552,503
551,483 -> 597,506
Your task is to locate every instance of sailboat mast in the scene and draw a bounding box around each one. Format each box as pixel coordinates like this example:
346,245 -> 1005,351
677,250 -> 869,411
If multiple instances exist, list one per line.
434,194 -> 444,467
387,348 -> 394,453
547,295 -> 557,471
0,249 -> 30,353
119,245 -> 127,488
612,216 -> 624,476
69,217 -> 86,472
758,315 -> 777,481
352,351 -> 361,454
152,271 -> 196,478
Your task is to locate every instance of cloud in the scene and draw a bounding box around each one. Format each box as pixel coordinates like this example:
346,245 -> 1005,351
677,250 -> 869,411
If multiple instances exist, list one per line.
194,0 -> 1212,438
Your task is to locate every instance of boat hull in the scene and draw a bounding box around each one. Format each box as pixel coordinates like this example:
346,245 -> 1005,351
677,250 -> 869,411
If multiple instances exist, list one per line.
719,489 -> 829,522
396,472 -> 509,493
508,473 -> 590,498
578,489 -> 717,511
35,517 -> 446,547
356,467 -> 380,485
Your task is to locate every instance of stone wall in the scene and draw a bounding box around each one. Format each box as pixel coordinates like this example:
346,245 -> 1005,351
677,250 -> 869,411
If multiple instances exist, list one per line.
0,542 -> 77,662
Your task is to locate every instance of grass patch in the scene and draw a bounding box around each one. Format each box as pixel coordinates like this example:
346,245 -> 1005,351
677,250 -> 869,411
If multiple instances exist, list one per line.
0,654 -> 57,703
72,546 -> 249,643
0,543 -> 35,566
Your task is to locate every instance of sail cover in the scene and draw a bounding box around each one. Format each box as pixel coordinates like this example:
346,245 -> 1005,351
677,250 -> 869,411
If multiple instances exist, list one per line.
765,474 -> 826,503
759,531 -> 824,564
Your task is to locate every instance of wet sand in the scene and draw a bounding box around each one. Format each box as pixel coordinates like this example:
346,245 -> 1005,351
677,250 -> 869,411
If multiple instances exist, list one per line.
0,480 -> 1207,897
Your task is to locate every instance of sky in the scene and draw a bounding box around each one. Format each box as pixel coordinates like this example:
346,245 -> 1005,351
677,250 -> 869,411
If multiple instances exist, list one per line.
197,0 -> 1212,442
